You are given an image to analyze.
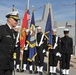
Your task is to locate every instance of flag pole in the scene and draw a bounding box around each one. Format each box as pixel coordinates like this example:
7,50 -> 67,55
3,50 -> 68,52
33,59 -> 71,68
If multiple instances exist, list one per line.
28,0 -> 29,9
20,50 -> 23,72
47,50 -> 49,74
44,8 -> 52,75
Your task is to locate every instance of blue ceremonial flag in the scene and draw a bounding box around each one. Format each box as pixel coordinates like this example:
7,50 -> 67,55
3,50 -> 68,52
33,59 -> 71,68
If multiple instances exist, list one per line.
45,9 -> 53,49
27,8 -> 37,62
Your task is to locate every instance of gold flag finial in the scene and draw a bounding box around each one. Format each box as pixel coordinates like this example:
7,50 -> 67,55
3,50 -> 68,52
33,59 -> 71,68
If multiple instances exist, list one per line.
12,5 -> 14,11
32,6 -> 34,13
25,5 -> 28,11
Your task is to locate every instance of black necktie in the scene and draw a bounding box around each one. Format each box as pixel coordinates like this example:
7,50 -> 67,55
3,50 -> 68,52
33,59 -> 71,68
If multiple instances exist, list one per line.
11,29 -> 15,39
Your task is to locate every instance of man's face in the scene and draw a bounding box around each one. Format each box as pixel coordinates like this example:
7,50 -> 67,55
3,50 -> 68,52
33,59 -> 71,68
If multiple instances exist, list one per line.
8,18 -> 18,27
64,33 -> 69,36
52,31 -> 57,35
37,29 -> 41,33
64,31 -> 69,36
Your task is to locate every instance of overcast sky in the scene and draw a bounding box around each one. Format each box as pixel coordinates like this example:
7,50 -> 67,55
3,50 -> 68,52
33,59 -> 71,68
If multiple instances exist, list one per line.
0,0 -> 75,24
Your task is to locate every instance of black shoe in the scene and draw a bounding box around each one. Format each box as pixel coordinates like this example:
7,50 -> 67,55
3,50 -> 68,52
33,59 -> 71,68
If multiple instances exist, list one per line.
48,73 -> 51,75
20,70 -> 25,72
48,73 -> 50,75
39,72 -> 43,75
34,71 -> 38,74
16,69 -> 19,72
29,71 -> 32,74
53,73 -> 56,75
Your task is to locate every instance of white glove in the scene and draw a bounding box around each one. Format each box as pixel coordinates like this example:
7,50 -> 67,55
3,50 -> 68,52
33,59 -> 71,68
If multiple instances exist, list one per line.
46,51 -> 49,57
20,50 -> 23,54
56,52 -> 61,57
71,54 -> 73,56
24,47 -> 28,50
15,44 -> 18,47
43,49 -> 46,53
30,31 -> 33,35
24,44 -> 28,50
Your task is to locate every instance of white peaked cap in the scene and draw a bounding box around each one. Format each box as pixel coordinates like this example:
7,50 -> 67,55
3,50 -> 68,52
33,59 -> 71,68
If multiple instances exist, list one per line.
25,29 -> 29,32
52,29 -> 56,32
64,29 -> 69,31
37,26 -> 41,29
6,11 -> 19,19
6,11 -> 19,16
